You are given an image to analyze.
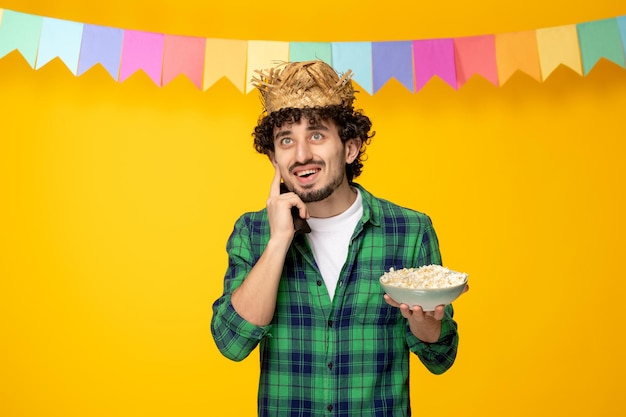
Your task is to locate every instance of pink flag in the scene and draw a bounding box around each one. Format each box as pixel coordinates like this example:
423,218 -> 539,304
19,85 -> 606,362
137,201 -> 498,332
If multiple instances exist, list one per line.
119,30 -> 164,85
412,39 -> 457,91
454,35 -> 499,87
162,35 -> 206,89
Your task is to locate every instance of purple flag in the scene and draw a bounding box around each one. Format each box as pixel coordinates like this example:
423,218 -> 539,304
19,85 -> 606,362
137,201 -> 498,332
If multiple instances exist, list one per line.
77,25 -> 123,79
372,41 -> 414,93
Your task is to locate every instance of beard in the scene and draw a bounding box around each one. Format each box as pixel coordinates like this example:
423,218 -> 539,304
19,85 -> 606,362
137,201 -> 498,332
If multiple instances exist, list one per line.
296,170 -> 345,203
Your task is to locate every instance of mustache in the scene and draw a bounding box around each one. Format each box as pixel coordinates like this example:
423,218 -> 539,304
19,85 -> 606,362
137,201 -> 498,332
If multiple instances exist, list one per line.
288,160 -> 326,172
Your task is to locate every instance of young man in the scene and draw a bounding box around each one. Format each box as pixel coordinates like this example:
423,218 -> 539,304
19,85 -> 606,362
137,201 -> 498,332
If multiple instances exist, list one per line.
211,60 -> 467,416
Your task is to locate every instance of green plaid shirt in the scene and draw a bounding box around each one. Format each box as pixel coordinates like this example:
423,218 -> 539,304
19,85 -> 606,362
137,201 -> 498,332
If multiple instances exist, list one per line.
211,184 -> 459,416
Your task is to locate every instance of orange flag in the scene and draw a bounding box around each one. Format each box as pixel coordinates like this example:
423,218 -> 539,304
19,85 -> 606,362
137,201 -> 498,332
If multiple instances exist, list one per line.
495,30 -> 541,85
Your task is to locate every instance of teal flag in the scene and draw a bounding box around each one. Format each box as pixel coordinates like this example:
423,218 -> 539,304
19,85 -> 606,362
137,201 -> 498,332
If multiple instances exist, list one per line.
0,10 -> 43,67
332,42 -> 373,94
577,18 -> 625,75
289,42 -> 332,64
37,17 -> 84,74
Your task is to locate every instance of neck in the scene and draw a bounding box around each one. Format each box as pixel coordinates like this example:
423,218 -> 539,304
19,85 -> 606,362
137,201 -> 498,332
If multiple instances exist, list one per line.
308,180 -> 357,218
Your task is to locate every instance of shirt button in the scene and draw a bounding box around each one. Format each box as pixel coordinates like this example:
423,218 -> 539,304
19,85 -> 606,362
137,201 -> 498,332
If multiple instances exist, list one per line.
328,362 -> 333,369
328,320 -> 333,328
316,280 -> 322,286
338,280 -> 343,287
327,404 -> 333,412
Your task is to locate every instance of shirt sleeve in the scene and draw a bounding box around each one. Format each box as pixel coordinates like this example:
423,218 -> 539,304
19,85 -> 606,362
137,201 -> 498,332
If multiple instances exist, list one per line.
210,214 -> 272,362
406,304 -> 458,374
405,215 -> 459,374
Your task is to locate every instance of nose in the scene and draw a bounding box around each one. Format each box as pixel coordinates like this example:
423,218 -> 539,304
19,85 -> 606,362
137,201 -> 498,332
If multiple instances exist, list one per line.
295,140 -> 313,163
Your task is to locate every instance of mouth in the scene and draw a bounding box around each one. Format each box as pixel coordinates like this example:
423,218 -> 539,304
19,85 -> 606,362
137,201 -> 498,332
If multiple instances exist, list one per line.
292,166 -> 322,184
295,169 -> 320,178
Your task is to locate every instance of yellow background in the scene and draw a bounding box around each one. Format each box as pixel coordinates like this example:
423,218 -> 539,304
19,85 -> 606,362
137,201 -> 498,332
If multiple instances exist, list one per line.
1,1 -> 626,416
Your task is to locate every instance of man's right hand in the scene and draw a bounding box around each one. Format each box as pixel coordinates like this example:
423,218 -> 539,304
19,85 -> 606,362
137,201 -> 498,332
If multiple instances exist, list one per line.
266,165 -> 309,241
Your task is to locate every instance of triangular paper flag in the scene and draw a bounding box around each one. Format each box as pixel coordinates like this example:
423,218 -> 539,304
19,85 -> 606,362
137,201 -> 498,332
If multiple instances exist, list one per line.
454,35 -> 498,87
618,16 -> 626,55
577,18 -> 625,75
245,40 -> 289,93
119,30 -> 164,85
536,25 -> 582,79
162,35 -> 206,89
372,41 -> 414,93
0,10 -> 43,68
412,38 -> 457,91
77,24 -> 123,80
331,42 -> 373,94
36,17 -> 83,74
203,39 -> 247,92
495,30 -> 542,85
289,42 -> 332,64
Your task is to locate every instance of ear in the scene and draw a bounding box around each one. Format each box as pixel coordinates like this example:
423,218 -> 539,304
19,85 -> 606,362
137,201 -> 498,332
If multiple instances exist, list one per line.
345,137 -> 362,164
267,151 -> 277,166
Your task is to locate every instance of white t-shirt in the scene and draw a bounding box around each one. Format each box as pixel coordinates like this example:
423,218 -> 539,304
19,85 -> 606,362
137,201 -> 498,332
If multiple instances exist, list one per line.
305,189 -> 363,301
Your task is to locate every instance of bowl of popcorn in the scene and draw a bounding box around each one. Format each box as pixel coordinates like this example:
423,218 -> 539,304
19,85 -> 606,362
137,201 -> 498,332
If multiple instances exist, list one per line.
379,264 -> 468,311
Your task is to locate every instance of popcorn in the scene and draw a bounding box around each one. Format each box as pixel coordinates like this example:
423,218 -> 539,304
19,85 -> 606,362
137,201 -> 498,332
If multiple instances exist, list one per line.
379,265 -> 467,289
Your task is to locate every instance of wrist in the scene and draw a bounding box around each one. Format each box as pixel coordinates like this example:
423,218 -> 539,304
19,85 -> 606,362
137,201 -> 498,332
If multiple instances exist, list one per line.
409,318 -> 442,343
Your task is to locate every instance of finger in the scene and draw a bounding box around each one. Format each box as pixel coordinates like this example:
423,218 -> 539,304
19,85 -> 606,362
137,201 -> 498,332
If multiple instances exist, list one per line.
383,294 -> 400,307
398,304 -> 413,319
269,165 -> 282,198
295,200 -> 310,220
432,305 -> 445,320
411,305 -> 424,321
462,284 -> 470,294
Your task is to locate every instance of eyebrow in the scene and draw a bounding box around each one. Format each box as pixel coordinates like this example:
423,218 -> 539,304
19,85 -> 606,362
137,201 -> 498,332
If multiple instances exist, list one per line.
274,123 -> 330,141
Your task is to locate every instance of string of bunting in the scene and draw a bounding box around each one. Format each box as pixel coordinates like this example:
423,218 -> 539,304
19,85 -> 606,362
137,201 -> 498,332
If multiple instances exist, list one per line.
1,7 -> 625,94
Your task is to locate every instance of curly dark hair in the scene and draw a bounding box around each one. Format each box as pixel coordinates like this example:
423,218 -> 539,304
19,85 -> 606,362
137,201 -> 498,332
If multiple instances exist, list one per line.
252,105 -> 375,182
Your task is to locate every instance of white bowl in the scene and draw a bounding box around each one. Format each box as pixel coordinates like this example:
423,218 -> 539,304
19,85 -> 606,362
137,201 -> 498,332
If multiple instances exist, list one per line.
380,277 -> 468,311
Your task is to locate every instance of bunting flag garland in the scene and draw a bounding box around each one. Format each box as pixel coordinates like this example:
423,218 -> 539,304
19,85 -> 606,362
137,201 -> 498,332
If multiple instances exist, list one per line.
203,38 -> 247,92
1,7 -> 626,94
36,17 -> 83,74
245,40 -> 289,93
331,42 -> 373,93
412,39 -> 457,90
0,10 -> 42,68
162,35 -> 206,90
495,30 -> 542,85
290,42 -> 332,66
372,41 -> 414,93
78,25 -> 124,80
536,25 -> 582,80
577,18 -> 625,75
453,35 -> 499,87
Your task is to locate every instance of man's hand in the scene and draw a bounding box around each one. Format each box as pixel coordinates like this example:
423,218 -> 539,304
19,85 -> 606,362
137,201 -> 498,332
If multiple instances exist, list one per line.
383,284 -> 469,343
266,165 -> 308,241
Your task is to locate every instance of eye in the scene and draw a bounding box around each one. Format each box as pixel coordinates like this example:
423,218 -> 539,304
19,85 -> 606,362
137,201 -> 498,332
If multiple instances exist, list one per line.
311,132 -> 323,141
280,137 -> 293,146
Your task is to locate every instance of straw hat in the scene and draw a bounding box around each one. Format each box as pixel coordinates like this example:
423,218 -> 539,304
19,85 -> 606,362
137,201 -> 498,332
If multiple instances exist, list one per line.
251,60 -> 355,114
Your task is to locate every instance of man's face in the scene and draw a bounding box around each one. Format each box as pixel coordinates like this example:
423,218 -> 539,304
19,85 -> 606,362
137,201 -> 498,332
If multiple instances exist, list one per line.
272,117 -> 355,203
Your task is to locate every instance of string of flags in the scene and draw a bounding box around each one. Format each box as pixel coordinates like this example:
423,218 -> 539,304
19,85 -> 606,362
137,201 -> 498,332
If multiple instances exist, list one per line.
0,7 -> 625,94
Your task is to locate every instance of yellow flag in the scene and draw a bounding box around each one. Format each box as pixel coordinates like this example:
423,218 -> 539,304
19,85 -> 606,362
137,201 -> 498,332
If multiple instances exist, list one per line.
536,25 -> 582,80
203,39 -> 248,92
245,40 -> 290,94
